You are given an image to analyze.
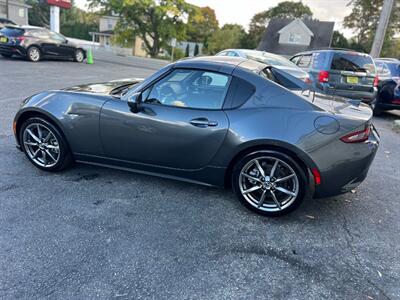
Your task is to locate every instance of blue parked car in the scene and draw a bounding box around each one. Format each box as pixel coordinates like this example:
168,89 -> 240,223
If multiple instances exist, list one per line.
373,58 -> 400,115
290,49 -> 378,105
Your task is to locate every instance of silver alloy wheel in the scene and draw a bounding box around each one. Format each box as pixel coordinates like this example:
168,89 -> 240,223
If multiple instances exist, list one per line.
75,50 -> 84,62
239,156 -> 299,212
29,47 -> 40,62
22,123 -> 60,168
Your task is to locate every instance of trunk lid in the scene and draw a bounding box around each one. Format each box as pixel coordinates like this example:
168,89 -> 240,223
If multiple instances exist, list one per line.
295,90 -> 373,123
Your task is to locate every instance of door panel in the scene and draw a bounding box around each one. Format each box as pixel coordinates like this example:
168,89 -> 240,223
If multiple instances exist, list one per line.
99,99 -> 229,170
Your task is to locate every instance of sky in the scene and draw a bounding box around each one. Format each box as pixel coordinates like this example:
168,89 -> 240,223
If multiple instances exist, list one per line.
75,0 -> 355,37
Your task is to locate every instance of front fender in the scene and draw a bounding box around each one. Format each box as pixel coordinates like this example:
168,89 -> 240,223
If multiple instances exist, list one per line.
14,91 -> 109,156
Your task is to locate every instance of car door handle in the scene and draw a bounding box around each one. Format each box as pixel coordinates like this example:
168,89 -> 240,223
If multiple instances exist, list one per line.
189,118 -> 218,127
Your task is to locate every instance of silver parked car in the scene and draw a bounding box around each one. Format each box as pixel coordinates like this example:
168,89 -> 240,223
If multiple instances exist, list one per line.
13,56 -> 379,216
216,49 -> 311,83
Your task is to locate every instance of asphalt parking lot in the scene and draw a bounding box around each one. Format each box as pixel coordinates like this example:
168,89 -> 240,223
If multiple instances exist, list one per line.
1,52 -> 399,300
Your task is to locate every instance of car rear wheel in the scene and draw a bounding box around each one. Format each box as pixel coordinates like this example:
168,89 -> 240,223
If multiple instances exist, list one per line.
74,49 -> 84,63
20,117 -> 73,171
232,151 -> 306,216
27,46 -> 41,62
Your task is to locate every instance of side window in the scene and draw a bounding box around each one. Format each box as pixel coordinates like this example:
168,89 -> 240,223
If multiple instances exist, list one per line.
376,63 -> 391,77
144,69 -> 231,109
225,77 -> 255,108
49,32 -> 66,42
290,56 -> 301,65
227,51 -> 239,57
297,55 -> 312,68
30,30 -> 49,39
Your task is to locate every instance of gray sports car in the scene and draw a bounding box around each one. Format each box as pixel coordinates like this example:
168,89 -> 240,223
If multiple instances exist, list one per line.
13,56 -> 380,216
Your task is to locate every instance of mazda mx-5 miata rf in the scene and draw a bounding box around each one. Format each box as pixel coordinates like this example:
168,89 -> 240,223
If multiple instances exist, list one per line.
13,56 -> 380,216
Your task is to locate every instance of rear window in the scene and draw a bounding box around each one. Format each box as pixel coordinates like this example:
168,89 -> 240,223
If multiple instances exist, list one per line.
331,52 -> 375,74
387,63 -> 400,76
0,27 -> 24,37
297,55 -> 312,68
312,52 -> 327,69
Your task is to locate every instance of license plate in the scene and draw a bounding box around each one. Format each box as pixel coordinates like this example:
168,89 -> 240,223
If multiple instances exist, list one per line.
0,37 -> 7,43
346,76 -> 358,84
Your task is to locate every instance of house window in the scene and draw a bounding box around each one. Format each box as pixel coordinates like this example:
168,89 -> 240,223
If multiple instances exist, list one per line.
288,33 -> 302,44
0,5 -> 6,16
107,19 -> 113,30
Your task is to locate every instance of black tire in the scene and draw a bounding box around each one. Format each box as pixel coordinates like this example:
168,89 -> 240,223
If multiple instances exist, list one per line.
373,106 -> 384,116
73,49 -> 85,63
1,53 -> 12,58
26,46 -> 41,62
19,117 -> 73,171
232,150 -> 307,217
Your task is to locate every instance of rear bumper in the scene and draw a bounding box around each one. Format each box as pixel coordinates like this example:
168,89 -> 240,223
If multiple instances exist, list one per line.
320,84 -> 377,104
0,44 -> 26,56
314,125 -> 380,198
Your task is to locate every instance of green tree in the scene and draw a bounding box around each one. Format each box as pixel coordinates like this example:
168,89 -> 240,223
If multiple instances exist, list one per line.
331,30 -> 349,49
248,1 -> 313,48
344,0 -> 400,56
186,6 -> 218,48
88,0 -> 190,57
207,24 -> 247,54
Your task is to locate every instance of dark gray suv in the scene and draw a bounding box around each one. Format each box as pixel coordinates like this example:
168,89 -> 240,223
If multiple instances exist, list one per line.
291,49 -> 378,104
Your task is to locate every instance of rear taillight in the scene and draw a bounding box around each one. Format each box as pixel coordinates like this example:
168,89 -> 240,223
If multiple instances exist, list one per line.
340,126 -> 371,143
318,71 -> 329,83
373,76 -> 379,87
12,36 -> 25,43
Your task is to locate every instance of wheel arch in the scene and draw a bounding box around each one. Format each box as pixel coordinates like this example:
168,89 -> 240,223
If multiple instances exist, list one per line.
77,48 -> 87,58
15,109 -> 69,149
223,141 -> 317,188
26,44 -> 43,53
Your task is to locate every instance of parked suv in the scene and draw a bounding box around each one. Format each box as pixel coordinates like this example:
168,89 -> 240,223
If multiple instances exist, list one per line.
373,58 -> 400,114
290,49 -> 378,104
0,26 -> 86,62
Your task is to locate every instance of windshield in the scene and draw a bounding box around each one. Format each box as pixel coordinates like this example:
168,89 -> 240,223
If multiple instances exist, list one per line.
331,52 -> 375,74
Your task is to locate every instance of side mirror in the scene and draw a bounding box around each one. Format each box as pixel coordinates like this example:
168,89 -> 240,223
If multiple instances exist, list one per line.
127,92 -> 142,113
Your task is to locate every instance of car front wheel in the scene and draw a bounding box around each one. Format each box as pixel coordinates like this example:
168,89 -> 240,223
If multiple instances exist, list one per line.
74,49 -> 85,63
232,151 -> 306,216
20,117 -> 73,171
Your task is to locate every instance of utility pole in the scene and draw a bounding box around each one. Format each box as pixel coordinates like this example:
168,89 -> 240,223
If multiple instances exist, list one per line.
5,0 -> 9,19
370,0 -> 395,58
50,5 -> 60,33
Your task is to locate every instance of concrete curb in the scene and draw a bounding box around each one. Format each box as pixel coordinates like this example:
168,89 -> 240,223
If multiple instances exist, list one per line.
394,120 -> 400,133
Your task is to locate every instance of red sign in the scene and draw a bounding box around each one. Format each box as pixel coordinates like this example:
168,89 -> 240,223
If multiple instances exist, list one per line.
47,0 -> 71,9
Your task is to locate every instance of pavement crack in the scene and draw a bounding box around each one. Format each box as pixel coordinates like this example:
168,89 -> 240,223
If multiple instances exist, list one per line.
338,207 -> 391,300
